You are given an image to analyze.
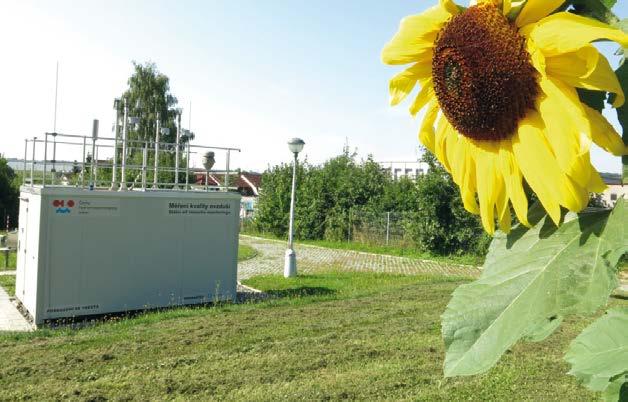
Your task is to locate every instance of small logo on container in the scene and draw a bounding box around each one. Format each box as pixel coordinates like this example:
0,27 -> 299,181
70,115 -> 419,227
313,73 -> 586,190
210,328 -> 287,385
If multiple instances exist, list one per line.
53,199 -> 75,214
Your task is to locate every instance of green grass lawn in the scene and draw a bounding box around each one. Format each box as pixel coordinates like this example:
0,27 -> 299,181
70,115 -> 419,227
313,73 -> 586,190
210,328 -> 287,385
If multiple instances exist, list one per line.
237,244 -> 258,262
1,271 -> 622,400
0,275 -> 15,296
0,250 -> 16,270
241,232 -> 485,266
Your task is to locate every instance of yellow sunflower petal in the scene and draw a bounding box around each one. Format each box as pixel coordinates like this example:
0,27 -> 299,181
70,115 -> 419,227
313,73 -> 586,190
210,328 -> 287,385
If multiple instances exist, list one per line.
582,104 -> 628,157
502,0 -> 512,16
526,37 -> 546,75
389,60 -> 433,106
409,79 -> 435,116
456,138 -> 480,215
529,12 -> 628,57
382,5 -> 454,65
435,115 -> 452,172
419,101 -> 439,153
474,141 -> 502,234
513,112 -> 578,225
496,185 -> 512,233
498,142 -> 530,226
445,127 -> 462,184
538,76 -> 592,188
515,0 -> 564,27
440,0 -> 460,15
546,45 -> 624,108
587,166 -> 607,194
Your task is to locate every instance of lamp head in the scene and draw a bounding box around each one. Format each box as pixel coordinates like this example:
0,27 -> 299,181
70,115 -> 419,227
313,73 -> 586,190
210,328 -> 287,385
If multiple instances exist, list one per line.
287,138 -> 305,155
203,151 -> 216,171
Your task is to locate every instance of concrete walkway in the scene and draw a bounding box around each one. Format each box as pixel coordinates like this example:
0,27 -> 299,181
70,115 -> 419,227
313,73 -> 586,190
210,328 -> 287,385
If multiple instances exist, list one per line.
0,270 -> 16,276
0,282 -> 32,332
238,235 -> 481,280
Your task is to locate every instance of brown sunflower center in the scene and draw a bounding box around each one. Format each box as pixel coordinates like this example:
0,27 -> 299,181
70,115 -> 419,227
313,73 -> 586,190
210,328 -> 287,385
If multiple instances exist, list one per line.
432,4 -> 539,141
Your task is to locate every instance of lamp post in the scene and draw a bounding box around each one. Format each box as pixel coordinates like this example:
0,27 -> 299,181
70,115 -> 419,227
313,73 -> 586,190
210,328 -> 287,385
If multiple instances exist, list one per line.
174,110 -> 182,189
119,100 -> 129,191
110,98 -> 120,190
284,137 -> 305,278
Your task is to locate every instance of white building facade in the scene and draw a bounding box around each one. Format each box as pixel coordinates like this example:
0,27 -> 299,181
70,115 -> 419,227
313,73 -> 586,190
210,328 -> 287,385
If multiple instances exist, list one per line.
379,161 -> 430,181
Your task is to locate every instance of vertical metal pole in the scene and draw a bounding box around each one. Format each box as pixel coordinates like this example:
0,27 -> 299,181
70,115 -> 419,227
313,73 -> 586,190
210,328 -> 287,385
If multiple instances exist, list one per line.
347,209 -> 351,243
288,153 -> 297,250
111,108 -> 119,190
94,145 -> 100,188
120,100 -> 128,191
91,137 -> 96,189
153,116 -> 160,189
174,113 -> 181,189
386,212 -> 390,246
51,134 -> 57,185
185,142 -> 190,191
23,139 -> 28,185
284,152 -> 298,278
43,134 -> 48,187
81,137 -> 86,189
142,142 -> 148,190
30,137 -> 37,187
225,150 -> 231,191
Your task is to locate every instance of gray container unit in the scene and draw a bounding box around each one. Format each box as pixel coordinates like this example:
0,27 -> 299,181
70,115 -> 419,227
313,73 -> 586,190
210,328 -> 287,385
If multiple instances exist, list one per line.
16,186 -> 241,325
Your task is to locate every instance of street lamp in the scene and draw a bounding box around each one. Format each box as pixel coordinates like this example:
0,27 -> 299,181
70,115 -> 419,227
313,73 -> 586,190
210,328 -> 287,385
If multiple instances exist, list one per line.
110,98 -> 121,190
203,151 -> 216,192
284,137 -> 305,278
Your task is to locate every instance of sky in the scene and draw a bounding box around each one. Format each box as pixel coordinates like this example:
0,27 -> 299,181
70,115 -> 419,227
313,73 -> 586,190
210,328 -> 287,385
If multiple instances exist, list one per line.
0,0 -> 626,173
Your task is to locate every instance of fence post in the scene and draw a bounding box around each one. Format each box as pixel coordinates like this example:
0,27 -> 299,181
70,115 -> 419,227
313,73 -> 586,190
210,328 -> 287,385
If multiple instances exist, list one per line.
347,208 -> 352,243
386,212 -> 390,246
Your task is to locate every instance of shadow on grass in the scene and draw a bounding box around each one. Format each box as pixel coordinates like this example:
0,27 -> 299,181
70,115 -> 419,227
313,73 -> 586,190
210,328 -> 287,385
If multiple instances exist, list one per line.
263,286 -> 336,298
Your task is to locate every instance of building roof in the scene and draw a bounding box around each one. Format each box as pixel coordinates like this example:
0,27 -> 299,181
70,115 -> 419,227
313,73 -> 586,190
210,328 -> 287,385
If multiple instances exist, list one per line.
193,171 -> 262,196
600,172 -> 622,186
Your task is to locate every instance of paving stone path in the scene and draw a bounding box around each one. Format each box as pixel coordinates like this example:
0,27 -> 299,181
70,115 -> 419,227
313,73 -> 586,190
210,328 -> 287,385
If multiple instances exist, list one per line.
0,277 -> 32,332
238,235 -> 481,280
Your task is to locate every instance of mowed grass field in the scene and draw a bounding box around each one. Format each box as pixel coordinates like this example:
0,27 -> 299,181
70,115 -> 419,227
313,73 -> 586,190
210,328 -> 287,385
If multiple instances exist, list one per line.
0,250 -> 16,271
1,270 -> 622,400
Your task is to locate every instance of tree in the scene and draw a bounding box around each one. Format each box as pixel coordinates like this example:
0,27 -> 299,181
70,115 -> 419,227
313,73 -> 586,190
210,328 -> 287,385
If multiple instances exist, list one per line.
0,158 -> 19,229
117,62 -> 180,145
109,62 -> 193,186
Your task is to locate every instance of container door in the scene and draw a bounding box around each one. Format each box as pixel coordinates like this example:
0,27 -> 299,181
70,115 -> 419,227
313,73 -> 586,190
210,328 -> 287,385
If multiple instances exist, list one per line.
16,196 -> 29,297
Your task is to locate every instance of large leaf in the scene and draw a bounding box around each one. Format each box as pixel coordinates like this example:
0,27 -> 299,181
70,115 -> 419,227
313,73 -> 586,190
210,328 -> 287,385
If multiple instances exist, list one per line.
568,0 -> 619,25
565,307 -> 628,401
442,200 -> 626,377
615,62 -> 628,184
577,88 -> 607,112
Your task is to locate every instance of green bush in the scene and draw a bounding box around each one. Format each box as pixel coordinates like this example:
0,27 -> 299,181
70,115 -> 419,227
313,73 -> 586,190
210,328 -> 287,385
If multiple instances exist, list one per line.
0,158 -> 19,229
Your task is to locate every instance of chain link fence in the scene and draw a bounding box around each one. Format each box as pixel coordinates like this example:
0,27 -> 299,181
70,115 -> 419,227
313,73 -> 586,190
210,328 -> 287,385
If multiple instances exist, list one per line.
348,211 -> 417,247
241,210 -> 419,248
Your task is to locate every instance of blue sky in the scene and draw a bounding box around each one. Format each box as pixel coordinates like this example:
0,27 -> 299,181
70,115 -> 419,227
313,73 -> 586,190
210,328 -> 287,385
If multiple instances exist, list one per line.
0,1 -> 626,173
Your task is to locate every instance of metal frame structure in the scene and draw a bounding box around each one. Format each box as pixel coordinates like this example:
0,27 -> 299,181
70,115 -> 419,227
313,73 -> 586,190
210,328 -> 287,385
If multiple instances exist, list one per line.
22,132 -> 241,192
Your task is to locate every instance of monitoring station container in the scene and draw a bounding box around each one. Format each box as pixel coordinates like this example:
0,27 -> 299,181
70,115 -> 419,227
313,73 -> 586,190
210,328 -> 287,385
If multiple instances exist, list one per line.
16,186 -> 241,325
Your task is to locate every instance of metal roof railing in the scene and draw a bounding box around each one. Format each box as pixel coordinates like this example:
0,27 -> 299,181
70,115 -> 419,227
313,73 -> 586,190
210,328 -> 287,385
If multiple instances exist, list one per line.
23,132 -> 241,192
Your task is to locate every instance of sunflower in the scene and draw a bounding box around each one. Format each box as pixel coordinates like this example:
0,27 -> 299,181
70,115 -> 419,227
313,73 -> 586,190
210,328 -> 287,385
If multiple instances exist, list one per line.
382,0 -> 628,234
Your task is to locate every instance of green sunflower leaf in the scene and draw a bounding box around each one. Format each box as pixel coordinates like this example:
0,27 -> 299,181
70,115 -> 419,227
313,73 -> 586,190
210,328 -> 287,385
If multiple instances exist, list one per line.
612,20 -> 628,184
442,200 -> 626,377
610,62 -> 628,184
568,0 -> 620,25
565,307 -> 628,401
577,88 -> 607,112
